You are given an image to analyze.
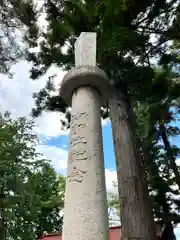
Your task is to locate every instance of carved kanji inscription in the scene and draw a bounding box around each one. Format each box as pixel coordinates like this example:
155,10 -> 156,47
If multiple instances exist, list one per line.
71,112 -> 88,123
69,150 -> 88,161
71,123 -> 86,136
68,111 -> 89,182
67,167 -> 87,182
76,151 -> 88,160
71,136 -> 87,147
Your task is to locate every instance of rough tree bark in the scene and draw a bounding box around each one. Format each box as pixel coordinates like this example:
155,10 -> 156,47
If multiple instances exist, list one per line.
109,85 -> 156,240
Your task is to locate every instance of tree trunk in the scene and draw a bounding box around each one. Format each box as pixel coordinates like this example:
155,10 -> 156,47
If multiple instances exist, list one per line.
109,86 -> 156,240
159,123 -> 180,190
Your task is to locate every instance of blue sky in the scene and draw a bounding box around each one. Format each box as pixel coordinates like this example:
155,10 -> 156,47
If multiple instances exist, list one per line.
45,118 -> 180,177
46,123 -> 116,170
46,119 -> 180,238
0,0 -> 179,235
0,61 -> 180,238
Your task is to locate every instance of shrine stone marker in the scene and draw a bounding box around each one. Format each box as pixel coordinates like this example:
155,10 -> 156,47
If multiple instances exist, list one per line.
60,32 -> 109,240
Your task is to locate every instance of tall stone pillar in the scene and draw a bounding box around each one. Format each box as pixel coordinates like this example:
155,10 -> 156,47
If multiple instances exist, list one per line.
60,33 -> 109,240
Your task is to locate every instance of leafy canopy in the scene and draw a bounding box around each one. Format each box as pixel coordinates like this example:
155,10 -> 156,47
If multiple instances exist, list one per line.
0,112 -> 65,240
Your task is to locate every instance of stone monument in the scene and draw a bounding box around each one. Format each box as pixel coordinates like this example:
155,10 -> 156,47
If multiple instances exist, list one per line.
60,32 -> 109,240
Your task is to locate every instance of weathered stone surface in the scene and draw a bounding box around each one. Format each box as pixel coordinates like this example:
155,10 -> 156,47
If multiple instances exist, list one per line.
60,65 -> 109,106
75,32 -> 96,66
62,86 -> 108,240
62,32 -> 109,240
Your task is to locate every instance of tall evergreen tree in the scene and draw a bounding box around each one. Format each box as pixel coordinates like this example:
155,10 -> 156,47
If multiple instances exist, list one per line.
137,100 -> 180,237
14,0 -> 180,239
107,99 -> 180,239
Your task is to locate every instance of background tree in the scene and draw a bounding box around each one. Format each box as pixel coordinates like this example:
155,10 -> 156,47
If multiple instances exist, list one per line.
0,0 -> 38,74
107,99 -> 180,238
107,182 -> 120,227
13,0 -> 180,238
0,112 -> 65,240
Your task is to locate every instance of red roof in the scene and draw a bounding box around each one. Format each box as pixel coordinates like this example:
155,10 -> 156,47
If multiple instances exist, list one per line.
40,226 -> 121,240
40,224 -> 163,240
109,226 -> 121,240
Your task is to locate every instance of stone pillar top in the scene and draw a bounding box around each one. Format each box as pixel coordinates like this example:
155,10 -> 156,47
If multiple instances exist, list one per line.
60,65 -> 109,106
59,32 -> 109,106
75,32 -> 96,67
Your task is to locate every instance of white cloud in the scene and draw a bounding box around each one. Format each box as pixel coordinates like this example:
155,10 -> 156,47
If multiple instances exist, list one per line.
105,169 -> 118,193
0,59 -> 116,190
0,60 -> 67,138
37,144 -> 68,175
35,111 -> 68,138
0,60 -> 110,139
102,117 -> 110,127
37,143 -> 117,192
176,159 -> 180,166
175,224 -> 180,240
3,59 -> 180,236
35,141 -> 117,194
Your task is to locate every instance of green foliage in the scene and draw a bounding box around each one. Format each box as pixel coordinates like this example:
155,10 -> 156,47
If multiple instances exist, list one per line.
0,0 -> 38,74
12,0 -> 180,232
17,0 -> 179,120
107,182 -> 120,226
0,112 -> 65,240
135,100 -> 180,226
108,100 -> 180,227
